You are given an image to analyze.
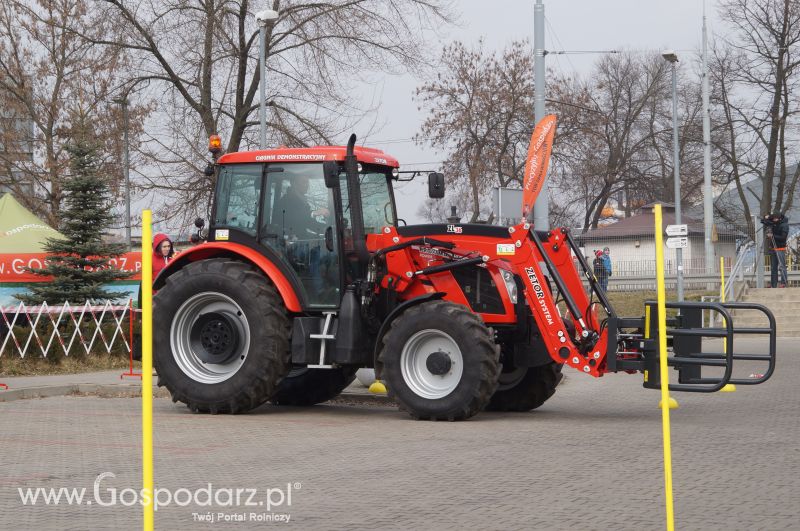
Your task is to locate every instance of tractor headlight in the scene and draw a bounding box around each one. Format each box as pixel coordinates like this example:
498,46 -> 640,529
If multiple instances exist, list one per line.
500,270 -> 518,304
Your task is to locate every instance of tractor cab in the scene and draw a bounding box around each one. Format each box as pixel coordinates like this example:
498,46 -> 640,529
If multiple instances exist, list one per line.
208,137 -> 421,310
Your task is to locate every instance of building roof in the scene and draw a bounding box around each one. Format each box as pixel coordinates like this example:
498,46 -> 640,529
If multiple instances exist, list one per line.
577,203 -> 739,241
714,166 -> 800,223
217,146 -> 400,168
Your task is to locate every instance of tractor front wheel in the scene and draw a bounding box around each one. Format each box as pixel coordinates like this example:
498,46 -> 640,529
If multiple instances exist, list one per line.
153,259 -> 291,414
486,361 -> 563,412
377,301 -> 500,421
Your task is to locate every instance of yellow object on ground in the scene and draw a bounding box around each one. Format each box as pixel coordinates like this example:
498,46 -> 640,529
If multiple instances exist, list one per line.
368,381 -> 387,394
658,397 -> 679,409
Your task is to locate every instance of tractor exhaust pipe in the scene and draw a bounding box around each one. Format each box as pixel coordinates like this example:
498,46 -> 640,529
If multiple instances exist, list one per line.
345,134 -> 370,269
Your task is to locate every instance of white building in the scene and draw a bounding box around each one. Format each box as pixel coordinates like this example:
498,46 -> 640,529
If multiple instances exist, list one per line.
576,202 -> 738,277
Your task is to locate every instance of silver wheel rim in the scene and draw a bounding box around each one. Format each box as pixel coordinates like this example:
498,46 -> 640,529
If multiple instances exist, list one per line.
170,292 -> 250,384
400,329 -> 463,399
497,366 -> 527,391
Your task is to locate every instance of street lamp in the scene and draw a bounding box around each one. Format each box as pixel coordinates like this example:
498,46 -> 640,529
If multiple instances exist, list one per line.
112,79 -> 150,250
255,8 -> 279,150
662,49 -> 683,301
112,97 -> 131,249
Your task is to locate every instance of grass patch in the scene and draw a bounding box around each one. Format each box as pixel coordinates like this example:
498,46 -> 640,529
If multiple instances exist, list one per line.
0,352 -> 140,376
604,290 -> 718,318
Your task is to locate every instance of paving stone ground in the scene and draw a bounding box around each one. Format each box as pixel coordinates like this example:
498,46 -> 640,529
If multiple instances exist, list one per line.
0,338 -> 796,530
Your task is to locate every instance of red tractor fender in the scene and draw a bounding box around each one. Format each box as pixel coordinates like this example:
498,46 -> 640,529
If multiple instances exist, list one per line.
153,242 -> 302,313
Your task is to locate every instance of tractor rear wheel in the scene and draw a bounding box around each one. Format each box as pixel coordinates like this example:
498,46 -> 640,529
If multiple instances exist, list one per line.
377,300 -> 500,421
486,361 -> 563,412
270,366 -> 357,406
153,259 -> 291,414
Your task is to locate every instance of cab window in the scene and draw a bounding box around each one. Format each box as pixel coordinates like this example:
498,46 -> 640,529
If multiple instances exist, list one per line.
213,164 -> 261,236
260,163 -> 341,307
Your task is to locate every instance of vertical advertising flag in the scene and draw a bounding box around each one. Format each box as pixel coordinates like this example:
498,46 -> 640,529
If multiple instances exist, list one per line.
521,115 -> 557,222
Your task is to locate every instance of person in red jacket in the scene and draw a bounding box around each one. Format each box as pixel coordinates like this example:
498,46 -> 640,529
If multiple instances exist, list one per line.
152,233 -> 174,279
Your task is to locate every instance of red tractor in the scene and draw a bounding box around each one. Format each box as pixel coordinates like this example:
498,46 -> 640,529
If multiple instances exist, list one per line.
152,134 -> 777,420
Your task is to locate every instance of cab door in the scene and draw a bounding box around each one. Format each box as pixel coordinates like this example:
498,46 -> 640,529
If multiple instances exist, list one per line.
211,161 -> 343,309
259,163 -> 342,308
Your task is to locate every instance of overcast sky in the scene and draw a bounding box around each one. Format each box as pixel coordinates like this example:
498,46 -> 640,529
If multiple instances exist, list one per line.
369,0 -> 723,223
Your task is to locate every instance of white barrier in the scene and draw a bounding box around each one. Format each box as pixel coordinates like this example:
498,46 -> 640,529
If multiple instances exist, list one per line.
0,299 -> 134,359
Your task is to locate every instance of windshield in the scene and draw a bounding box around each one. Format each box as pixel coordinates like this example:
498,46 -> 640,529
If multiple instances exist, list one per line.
340,170 -> 396,235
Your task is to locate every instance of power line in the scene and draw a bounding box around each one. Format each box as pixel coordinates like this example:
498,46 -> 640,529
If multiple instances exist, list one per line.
400,161 -> 443,166
546,50 -> 620,55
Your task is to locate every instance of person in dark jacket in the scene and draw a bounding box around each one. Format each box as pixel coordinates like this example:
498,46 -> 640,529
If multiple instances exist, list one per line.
152,232 -> 174,280
271,175 -> 329,239
764,213 -> 789,288
271,176 -> 330,293
593,250 -> 609,291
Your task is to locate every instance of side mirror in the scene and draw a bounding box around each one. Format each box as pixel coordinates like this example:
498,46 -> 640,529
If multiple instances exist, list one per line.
428,172 -> 445,199
194,218 -> 205,229
204,163 -> 215,177
323,162 -> 339,188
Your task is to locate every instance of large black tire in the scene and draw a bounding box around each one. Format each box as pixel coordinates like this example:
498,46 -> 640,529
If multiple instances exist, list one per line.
153,259 -> 291,414
377,301 -> 500,421
486,361 -> 563,412
270,366 -> 357,406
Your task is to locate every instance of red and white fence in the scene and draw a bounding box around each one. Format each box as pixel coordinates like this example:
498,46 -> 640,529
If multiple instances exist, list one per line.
0,299 -> 140,388
0,299 -> 134,358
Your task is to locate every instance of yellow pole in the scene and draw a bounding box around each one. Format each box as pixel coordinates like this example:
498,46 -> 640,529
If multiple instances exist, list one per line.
141,210 -> 154,531
719,257 -> 736,392
654,204 -> 676,531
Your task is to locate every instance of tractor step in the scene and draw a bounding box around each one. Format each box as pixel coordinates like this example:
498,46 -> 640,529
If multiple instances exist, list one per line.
614,301 -> 776,392
307,312 -> 336,369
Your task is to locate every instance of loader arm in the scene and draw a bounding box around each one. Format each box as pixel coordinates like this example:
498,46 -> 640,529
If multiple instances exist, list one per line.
368,221 -> 615,378
502,224 -> 611,377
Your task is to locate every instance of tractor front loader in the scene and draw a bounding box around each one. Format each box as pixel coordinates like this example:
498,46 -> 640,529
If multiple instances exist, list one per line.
151,122 -> 776,421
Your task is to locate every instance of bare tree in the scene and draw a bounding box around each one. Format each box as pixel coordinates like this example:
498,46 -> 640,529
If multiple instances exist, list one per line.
80,0 -> 453,227
0,0 -> 144,225
712,0 -> 800,229
550,52 -> 706,229
416,40 -> 548,222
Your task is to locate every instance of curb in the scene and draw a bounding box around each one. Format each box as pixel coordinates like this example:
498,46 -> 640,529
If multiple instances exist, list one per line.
330,391 -> 395,406
0,384 -> 170,402
0,373 -> 564,405
0,383 -> 391,405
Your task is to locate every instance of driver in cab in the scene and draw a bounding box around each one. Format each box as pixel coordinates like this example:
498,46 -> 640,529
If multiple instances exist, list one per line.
272,175 -> 329,239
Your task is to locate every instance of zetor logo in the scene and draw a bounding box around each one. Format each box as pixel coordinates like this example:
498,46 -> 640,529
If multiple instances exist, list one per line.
524,267 -> 554,326
446,224 -> 463,234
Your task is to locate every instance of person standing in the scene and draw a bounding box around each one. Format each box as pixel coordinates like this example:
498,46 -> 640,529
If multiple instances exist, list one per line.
764,213 -> 789,288
152,233 -> 174,280
601,247 -> 613,285
593,250 -> 609,292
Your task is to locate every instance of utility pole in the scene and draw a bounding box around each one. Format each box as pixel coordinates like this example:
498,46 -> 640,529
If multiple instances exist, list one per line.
113,97 -> 132,249
256,9 -> 279,149
122,99 -> 131,249
662,50 -> 684,301
702,1 -> 714,275
533,0 -> 549,231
